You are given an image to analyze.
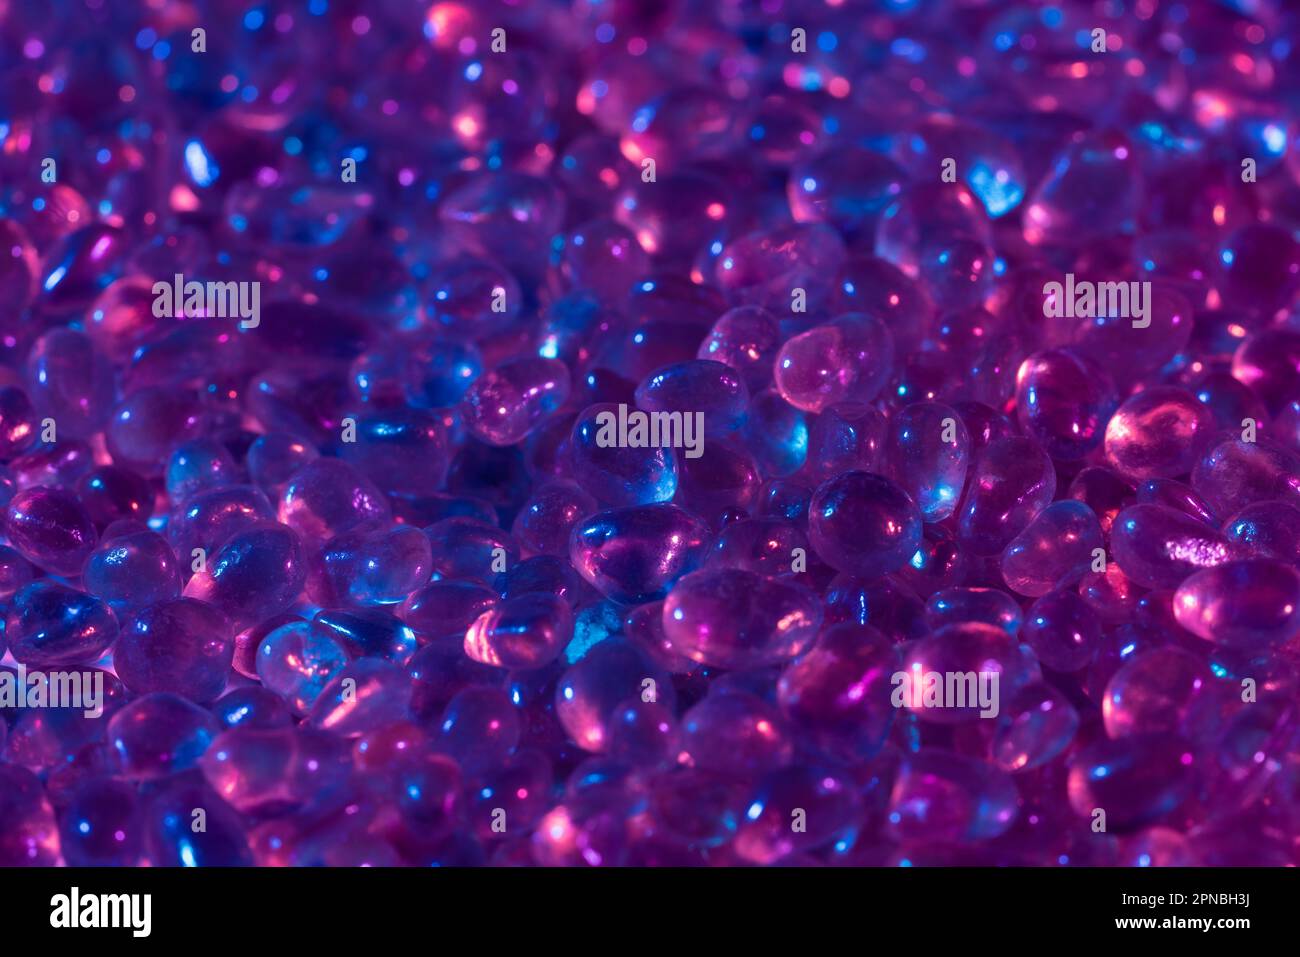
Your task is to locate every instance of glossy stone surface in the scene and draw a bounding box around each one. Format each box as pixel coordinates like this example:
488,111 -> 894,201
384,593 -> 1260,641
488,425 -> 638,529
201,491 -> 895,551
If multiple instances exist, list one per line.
1173,560 -> 1300,649
661,568 -> 822,669
809,471 -> 922,578
0,0 -> 1295,870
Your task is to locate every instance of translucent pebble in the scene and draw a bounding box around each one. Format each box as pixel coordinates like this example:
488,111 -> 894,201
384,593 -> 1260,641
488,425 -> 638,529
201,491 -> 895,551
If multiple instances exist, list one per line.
1136,479 -> 1218,526
734,764 -> 863,864
107,693 -> 218,780
898,622 -> 1039,723
1066,466 -> 1135,536
408,649 -> 500,732
403,338 -> 483,409
673,438 -> 761,518
278,459 -> 391,543
248,352 -> 356,438
1103,647 -> 1212,738
919,237 -> 995,312
165,439 -> 239,504
212,686 -> 291,731
697,306 -> 782,391
887,750 -> 1019,843
461,356 -> 570,447
555,640 -> 673,753
143,775 -> 251,866
1173,560 -> 1300,649
897,523 -> 968,597
606,698 -> 677,767
75,466 -> 154,529
1022,589 -> 1104,673
5,581 -> 118,667
1024,131 -> 1138,246
619,85 -> 744,177
309,659 -> 413,736
709,518 -> 809,577
926,587 -> 1024,635
114,598 -> 233,703
715,223 -> 846,316
201,726 -> 352,813
569,504 -> 710,604
184,522 -> 307,629
539,293 -> 625,372
647,767 -> 748,848
821,575 -> 927,643
662,568 -> 822,669
246,434 -> 319,495
5,486 -> 98,576
106,387 -> 208,476
167,484 -> 276,562
311,609 -> 419,665
512,481 -> 598,557
0,764 -> 60,866
776,623 -> 898,756
1072,283 -> 1196,387
1104,386 -> 1217,479
352,720 -> 429,776
887,401 -> 972,523
834,256 -> 933,353
991,684 -> 1079,772
401,580 -> 499,649
1068,734 -> 1197,830
774,314 -> 894,413
306,526 -> 432,607
809,471 -> 922,578
465,748 -> 551,842
957,437 -> 1057,556
569,403 -> 677,506
634,360 -> 749,434
348,344 -> 409,406
1000,500 -> 1104,597
559,219 -> 650,303
338,409 -> 449,496
25,328 -> 115,440
464,593 -> 572,670
679,691 -> 793,776
788,148 -> 906,239
1190,438 -> 1300,518
1079,562 -> 1142,624
1014,349 -> 1117,460
435,686 -> 520,772
1223,500 -> 1300,563
82,530 -> 182,619
256,620 -> 349,716
877,183 -> 992,277
422,517 -> 518,585
59,778 -> 142,866
1111,503 -> 1240,589
800,402 -> 886,484
954,400 -> 1016,455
